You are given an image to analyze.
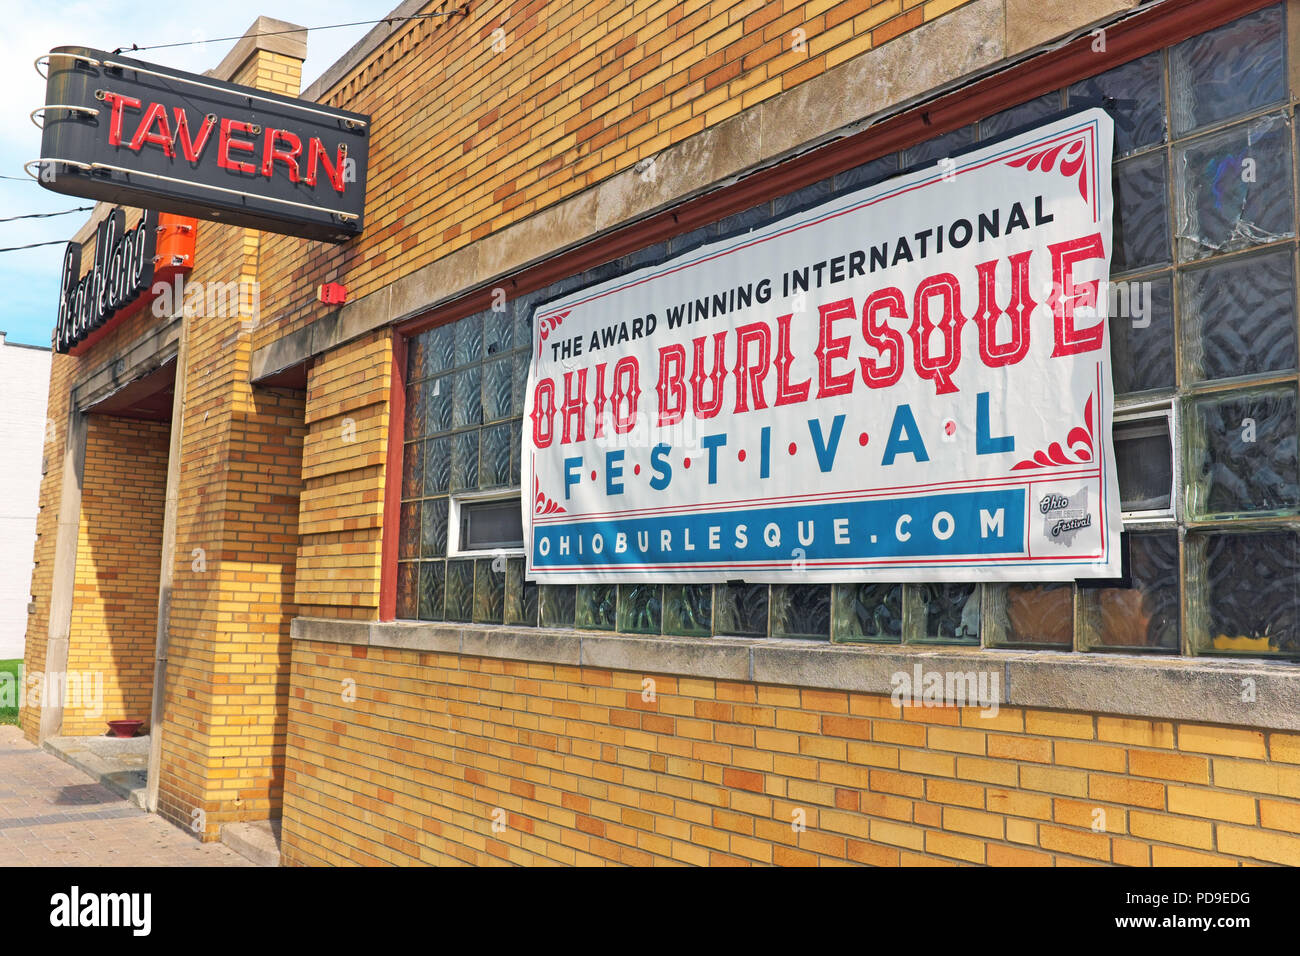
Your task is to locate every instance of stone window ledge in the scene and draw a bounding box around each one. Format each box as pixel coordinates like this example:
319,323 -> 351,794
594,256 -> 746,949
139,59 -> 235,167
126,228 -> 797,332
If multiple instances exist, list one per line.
291,617 -> 1300,733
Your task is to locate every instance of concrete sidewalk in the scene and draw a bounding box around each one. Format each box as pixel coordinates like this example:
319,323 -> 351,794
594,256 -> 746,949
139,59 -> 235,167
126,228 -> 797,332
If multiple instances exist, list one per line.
0,725 -> 251,867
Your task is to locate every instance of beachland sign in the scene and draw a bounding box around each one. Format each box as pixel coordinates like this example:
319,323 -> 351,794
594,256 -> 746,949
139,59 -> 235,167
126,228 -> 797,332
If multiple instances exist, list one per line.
522,109 -> 1121,583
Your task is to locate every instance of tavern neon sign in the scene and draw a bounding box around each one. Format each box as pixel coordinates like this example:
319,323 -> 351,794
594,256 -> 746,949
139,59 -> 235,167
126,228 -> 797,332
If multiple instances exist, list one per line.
100,92 -> 350,193
33,47 -> 369,242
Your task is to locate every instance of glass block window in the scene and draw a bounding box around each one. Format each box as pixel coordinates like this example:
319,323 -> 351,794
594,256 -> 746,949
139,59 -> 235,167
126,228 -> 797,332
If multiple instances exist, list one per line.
1017,2 -> 1299,658
1080,531 -> 1182,652
1187,529 -> 1300,654
912,584 -> 982,646
396,5 -> 1300,658
396,304 -> 530,621
986,584 -> 1074,649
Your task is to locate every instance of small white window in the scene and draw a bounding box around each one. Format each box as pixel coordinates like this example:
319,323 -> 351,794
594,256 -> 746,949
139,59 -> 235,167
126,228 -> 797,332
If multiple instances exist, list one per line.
1114,406 -> 1177,521
447,490 -> 525,557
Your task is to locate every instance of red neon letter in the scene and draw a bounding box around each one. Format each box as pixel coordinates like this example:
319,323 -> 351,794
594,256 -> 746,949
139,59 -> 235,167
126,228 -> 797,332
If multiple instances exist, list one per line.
172,108 -> 215,163
261,128 -> 303,182
305,138 -> 346,192
103,92 -> 142,146
128,100 -> 173,156
218,119 -> 256,174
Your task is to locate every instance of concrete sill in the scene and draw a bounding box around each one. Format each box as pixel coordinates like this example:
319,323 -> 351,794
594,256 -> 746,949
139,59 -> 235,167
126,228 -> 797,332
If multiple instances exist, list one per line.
291,616 -> 1300,733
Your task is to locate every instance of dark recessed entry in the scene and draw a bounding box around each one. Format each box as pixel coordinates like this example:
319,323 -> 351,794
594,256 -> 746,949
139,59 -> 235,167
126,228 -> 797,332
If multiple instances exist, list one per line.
85,359 -> 176,422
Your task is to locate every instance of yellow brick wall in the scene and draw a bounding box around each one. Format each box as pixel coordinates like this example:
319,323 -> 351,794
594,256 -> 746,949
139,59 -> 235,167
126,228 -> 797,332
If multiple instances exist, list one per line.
21,208 -> 177,743
294,331 -> 391,618
61,416 -> 169,736
283,640 -> 1300,866
253,0 -> 982,351
265,1 -> 999,624
158,377 -> 307,835
21,43 -> 311,828
155,48 -> 308,837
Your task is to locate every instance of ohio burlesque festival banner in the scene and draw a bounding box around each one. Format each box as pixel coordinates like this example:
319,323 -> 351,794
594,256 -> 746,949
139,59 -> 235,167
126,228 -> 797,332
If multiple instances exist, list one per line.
522,109 -> 1121,583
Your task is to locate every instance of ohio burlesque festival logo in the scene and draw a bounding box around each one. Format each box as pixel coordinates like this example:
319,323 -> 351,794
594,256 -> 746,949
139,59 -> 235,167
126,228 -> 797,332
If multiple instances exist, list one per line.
1040,488 -> 1092,544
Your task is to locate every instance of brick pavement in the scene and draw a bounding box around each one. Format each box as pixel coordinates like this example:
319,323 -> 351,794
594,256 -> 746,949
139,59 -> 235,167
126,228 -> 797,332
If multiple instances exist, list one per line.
0,726 -> 251,866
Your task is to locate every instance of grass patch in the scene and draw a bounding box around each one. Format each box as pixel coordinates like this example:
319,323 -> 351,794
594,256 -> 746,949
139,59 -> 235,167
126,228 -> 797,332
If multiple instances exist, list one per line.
0,659 -> 20,725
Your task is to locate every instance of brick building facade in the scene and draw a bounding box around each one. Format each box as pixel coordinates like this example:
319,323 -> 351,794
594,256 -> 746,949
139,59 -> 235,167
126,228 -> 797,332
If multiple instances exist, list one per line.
22,0 -> 1300,866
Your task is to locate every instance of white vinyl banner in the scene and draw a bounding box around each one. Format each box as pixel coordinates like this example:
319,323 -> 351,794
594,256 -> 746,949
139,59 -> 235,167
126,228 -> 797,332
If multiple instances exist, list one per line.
522,109 -> 1120,583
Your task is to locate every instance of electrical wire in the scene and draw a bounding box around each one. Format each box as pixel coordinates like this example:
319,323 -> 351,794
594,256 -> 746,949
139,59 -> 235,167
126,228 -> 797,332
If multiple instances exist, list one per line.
0,207 -> 93,223
111,7 -> 469,54
0,240 -> 68,253
4,10 -> 474,250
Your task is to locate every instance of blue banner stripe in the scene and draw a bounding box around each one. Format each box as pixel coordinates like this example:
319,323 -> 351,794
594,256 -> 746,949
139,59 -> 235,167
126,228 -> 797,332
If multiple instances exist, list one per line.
533,489 -> 1026,568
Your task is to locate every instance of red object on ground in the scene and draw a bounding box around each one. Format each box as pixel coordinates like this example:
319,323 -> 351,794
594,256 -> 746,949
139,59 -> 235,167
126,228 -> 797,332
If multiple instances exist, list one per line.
106,719 -> 144,738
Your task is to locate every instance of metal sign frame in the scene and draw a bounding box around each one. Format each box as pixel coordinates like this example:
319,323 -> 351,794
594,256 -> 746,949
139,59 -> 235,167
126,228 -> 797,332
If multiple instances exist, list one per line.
34,47 -> 369,243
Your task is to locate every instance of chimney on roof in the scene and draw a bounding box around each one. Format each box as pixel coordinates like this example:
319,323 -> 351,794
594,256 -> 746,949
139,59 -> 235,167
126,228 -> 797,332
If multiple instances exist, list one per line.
207,16 -> 308,95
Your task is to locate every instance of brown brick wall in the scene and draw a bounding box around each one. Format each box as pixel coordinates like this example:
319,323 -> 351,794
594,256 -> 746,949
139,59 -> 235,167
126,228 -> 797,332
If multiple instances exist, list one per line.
283,639 -> 1300,866
62,415 -> 169,736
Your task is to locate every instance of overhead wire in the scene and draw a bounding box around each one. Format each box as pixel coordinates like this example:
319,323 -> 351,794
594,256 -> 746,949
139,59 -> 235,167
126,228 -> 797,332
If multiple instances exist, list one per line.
111,6 -> 469,54
0,207 -> 93,223
0,239 -> 69,253
7,9 -> 472,249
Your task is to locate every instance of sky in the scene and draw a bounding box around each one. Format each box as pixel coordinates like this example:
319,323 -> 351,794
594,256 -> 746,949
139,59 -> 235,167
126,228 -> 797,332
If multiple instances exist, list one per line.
0,0 -> 399,347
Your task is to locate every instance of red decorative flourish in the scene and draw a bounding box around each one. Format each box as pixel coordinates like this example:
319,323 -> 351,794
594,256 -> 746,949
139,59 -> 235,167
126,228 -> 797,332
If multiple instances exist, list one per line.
534,475 -> 567,515
1011,395 -> 1095,470
1005,138 -> 1089,203
537,309 -> 571,358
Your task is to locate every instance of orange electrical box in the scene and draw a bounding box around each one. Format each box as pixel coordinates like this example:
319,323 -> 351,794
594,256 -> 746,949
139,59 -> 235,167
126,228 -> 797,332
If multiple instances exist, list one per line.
154,213 -> 198,279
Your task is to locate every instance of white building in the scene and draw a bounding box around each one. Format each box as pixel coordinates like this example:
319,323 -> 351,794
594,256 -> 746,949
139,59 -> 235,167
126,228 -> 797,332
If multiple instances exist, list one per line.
0,332 -> 51,660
